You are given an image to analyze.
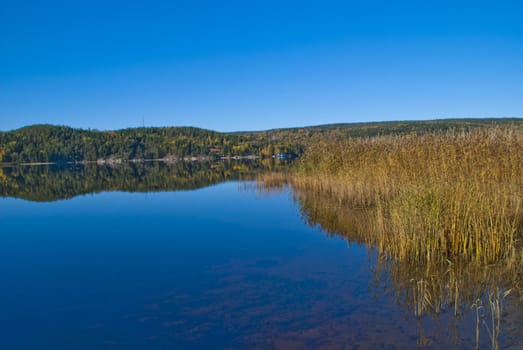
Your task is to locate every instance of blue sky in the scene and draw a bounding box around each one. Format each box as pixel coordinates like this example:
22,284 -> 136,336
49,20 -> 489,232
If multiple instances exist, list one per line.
1,0 -> 522,132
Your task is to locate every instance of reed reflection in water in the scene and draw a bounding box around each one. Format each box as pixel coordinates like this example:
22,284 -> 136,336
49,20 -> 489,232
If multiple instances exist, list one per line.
257,174 -> 523,349
0,160 -> 521,348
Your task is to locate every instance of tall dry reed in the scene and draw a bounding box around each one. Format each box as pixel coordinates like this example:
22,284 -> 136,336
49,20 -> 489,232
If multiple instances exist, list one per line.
289,126 -> 523,265
257,127 -> 522,347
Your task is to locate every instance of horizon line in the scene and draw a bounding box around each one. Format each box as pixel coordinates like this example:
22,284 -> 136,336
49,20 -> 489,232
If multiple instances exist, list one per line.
2,116 -> 523,134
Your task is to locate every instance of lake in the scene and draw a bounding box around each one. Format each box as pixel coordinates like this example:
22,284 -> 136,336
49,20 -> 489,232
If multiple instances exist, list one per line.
0,162 -> 521,349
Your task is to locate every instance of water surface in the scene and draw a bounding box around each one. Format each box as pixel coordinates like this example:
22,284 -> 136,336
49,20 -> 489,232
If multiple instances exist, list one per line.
0,163 -> 521,349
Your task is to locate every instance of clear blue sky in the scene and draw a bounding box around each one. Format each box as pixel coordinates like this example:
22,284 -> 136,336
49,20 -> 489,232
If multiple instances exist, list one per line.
1,0 -> 522,132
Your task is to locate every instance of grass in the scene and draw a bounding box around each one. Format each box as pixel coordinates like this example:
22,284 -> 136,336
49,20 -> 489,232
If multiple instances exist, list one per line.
258,173 -> 522,309
259,125 -> 523,307
285,126 -> 523,266
257,125 -> 523,346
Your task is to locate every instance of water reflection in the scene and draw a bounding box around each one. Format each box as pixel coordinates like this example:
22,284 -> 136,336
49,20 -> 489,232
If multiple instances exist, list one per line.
0,165 -> 521,348
0,159 -> 288,202
258,177 -> 522,349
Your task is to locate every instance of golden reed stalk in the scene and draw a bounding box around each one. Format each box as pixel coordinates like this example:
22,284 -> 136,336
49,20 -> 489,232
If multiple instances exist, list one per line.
262,126 -> 523,266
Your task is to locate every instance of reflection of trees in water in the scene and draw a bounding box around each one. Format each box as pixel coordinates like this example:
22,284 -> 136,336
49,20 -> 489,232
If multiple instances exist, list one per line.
0,159 -> 289,202
2,165 -> 521,347
258,175 -> 522,349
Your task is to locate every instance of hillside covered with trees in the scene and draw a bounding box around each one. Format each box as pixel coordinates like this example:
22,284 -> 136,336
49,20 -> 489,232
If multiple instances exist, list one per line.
0,118 -> 521,164
0,125 -> 266,163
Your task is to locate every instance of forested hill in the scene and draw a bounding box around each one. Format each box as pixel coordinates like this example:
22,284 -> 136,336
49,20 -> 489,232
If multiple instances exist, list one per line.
0,125 -> 273,163
0,118 -> 522,164
238,118 -> 523,144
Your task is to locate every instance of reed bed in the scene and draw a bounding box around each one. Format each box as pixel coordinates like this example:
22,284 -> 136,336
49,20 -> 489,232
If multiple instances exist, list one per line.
257,174 -> 522,345
258,127 -> 522,346
266,126 -> 523,266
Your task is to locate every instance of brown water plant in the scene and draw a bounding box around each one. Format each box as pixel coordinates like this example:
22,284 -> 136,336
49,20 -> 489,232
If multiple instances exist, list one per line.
256,179 -> 522,309
256,170 -> 522,348
289,126 -> 523,266
256,126 -> 522,348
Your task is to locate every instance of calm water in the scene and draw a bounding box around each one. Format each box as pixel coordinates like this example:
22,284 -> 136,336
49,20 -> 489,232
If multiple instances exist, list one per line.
0,163 -> 521,349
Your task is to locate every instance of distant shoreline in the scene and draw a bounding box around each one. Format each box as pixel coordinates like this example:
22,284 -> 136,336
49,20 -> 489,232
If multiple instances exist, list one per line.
0,155 -> 265,167
2,119 -> 519,166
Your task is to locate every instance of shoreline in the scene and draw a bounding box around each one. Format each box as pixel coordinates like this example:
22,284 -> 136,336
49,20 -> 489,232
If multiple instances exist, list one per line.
0,155 -> 265,167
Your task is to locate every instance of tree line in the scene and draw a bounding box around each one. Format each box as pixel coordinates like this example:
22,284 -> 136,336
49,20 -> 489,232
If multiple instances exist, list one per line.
1,119 -> 521,163
0,125 -> 301,163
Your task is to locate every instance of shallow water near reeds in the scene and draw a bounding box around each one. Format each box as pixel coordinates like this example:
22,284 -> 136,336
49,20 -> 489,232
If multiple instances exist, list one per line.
0,163 -> 521,349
